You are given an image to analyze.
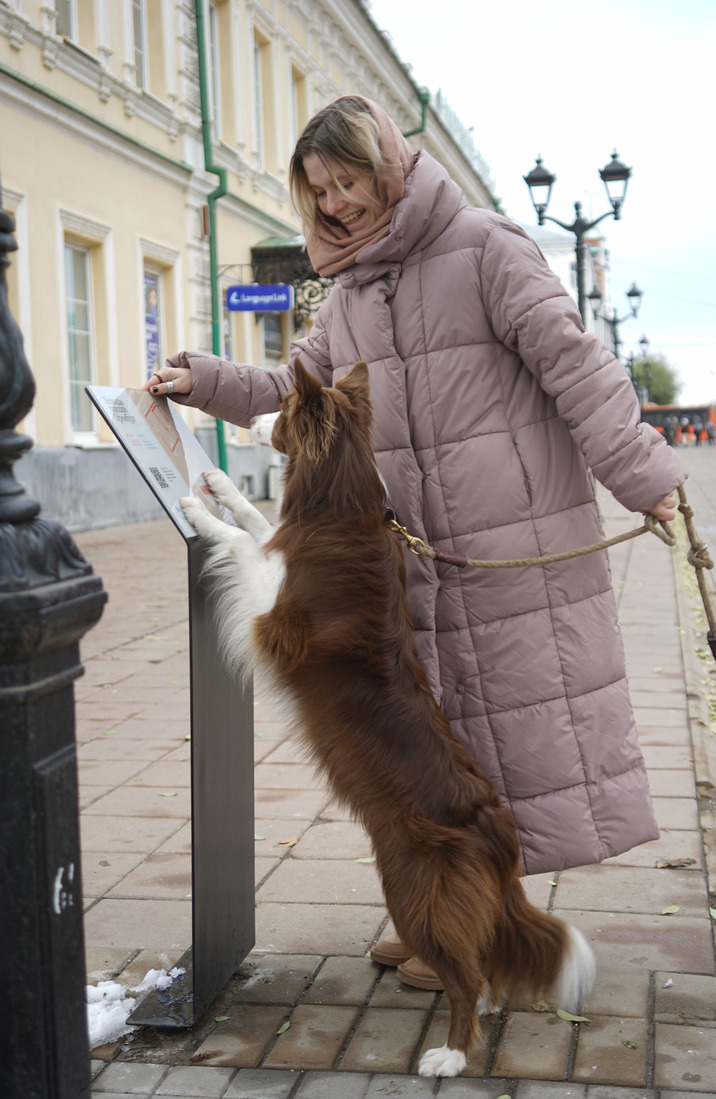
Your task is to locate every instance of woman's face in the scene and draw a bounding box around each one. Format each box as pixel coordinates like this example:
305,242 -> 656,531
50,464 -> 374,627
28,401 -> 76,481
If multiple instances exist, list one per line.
302,153 -> 383,236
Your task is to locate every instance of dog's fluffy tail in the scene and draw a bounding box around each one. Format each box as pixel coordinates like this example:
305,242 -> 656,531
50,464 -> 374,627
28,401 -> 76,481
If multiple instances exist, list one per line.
482,879 -> 595,1013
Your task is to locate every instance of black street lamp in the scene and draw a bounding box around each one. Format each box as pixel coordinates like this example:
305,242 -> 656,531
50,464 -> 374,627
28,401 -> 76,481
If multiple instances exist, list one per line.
523,151 -> 632,325
588,280 -> 643,362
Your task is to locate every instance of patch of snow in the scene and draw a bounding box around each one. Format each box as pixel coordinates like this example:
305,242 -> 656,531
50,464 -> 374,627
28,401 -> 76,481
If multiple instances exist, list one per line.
86,966 -> 186,1049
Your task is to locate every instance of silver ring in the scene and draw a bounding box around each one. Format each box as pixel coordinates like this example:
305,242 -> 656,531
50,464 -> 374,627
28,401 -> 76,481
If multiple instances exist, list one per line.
166,380 -> 174,394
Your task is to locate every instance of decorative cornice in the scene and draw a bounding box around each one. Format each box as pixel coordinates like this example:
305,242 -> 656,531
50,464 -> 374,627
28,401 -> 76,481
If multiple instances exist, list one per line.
0,12 -> 183,137
0,65 -> 192,188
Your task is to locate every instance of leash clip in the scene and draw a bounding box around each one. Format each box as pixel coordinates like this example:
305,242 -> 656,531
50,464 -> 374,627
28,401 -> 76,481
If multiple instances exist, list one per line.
387,518 -> 431,557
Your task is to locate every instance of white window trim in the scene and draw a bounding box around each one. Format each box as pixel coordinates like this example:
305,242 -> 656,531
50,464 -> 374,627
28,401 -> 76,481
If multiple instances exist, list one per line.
208,0 -> 222,141
252,33 -> 264,169
56,209 -> 117,444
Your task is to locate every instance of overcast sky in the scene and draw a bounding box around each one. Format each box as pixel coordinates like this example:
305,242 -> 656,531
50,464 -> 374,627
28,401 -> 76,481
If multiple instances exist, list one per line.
368,0 -> 716,405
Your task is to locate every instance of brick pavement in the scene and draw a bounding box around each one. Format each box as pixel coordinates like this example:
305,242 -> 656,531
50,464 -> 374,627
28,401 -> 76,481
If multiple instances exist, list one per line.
75,451 -> 716,1098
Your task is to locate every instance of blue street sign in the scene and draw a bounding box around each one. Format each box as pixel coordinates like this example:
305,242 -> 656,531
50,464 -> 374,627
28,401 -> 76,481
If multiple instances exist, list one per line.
226,283 -> 294,312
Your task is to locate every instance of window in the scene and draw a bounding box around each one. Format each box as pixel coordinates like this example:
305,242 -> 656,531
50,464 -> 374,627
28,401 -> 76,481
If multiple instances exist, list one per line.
208,1 -> 222,140
132,0 -> 148,88
253,36 -> 264,167
55,0 -> 77,38
64,243 -> 95,434
263,313 -> 284,367
139,239 -> 180,387
290,66 -> 307,150
143,267 -> 163,381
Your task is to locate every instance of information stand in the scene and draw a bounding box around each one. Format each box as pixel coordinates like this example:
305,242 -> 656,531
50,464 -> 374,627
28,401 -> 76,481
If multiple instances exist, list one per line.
86,387 -> 255,1026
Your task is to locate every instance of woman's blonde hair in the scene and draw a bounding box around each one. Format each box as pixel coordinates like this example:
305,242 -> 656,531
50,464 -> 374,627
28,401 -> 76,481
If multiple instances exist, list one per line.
289,97 -> 384,232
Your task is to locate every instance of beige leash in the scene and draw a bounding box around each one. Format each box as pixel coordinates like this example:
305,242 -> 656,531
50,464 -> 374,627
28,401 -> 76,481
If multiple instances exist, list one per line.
388,486 -> 716,659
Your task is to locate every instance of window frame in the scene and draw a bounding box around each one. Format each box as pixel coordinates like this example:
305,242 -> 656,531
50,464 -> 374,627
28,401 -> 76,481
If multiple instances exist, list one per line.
132,0 -> 148,89
63,240 -> 97,438
55,0 -> 77,39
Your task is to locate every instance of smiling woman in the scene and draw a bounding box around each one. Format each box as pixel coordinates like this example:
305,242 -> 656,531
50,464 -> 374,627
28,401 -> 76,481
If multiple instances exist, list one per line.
302,154 -> 382,237
287,95 -> 414,275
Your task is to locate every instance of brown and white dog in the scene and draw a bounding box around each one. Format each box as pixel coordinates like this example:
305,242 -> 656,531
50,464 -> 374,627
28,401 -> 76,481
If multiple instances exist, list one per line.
180,359 -> 595,1077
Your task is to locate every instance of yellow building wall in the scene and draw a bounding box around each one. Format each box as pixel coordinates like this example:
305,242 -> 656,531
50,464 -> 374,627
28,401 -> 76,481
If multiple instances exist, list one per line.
1,0 -> 496,458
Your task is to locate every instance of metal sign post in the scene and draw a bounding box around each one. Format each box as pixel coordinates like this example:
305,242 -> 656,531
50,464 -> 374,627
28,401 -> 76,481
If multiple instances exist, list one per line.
86,386 -> 255,1027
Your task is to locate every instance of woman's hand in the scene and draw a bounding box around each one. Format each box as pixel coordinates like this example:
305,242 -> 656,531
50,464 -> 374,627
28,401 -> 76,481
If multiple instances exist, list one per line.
142,367 -> 192,397
644,492 -> 678,523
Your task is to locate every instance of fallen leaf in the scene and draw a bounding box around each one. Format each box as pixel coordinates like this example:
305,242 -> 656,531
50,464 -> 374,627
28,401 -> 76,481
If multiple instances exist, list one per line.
185,735 -> 191,741
656,858 -> 696,869
531,999 -> 549,1012
277,837 -> 298,848
709,907 -> 716,920
254,732 -> 263,739
661,905 -> 680,915
254,835 -> 266,841
160,792 -> 178,798
99,859 -> 110,867
355,856 -> 376,864
556,1009 -> 590,1023
190,1051 -> 218,1063
622,1039 -> 638,1049
497,1094 -> 512,1099
276,1021 -> 290,1034
215,1015 -> 230,1022
101,730 -> 118,736
549,879 -> 558,887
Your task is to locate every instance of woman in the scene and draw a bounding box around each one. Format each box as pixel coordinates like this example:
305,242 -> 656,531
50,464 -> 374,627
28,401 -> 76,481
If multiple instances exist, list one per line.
146,96 -> 685,988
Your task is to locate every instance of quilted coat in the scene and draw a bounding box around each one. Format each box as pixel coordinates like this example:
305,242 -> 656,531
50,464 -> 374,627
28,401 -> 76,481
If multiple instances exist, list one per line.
172,149 -> 685,874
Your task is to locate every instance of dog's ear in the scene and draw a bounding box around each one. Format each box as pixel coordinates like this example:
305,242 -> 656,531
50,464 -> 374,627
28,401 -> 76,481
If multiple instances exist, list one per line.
292,357 -> 324,404
336,361 -> 371,414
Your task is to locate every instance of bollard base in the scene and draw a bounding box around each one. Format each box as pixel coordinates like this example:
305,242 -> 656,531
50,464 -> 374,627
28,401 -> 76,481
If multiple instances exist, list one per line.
128,947 -> 195,1028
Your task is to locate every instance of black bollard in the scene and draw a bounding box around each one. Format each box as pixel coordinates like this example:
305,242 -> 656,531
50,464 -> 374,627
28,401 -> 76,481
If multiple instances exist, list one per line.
0,198 -> 107,1095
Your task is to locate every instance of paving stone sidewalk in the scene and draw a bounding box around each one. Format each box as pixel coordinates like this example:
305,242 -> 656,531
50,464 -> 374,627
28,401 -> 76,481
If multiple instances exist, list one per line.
75,451 -> 716,1099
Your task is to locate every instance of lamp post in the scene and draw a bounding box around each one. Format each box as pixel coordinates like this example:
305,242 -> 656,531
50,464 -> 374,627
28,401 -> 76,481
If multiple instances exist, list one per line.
588,280 -> 643,362
523,151 -> 632,325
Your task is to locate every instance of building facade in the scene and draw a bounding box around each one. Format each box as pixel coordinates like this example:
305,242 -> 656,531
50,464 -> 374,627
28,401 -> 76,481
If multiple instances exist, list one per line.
1,0 -> 498,529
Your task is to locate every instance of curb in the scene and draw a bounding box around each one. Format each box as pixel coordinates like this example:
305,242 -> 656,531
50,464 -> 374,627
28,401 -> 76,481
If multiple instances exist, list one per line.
671,524 -> 716,938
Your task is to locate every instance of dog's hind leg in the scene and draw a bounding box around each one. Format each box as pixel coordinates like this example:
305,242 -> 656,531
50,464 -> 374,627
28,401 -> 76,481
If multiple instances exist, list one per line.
202,469 -> 274,544
418,965 -> 481,1077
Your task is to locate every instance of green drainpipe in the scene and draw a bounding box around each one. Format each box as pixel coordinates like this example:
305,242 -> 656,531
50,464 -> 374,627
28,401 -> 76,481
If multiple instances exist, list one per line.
402,88 -> 431,138
194,0 -> 227,471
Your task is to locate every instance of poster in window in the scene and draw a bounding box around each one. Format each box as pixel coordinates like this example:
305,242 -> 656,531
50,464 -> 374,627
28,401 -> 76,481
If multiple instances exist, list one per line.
144,270 -> 161,380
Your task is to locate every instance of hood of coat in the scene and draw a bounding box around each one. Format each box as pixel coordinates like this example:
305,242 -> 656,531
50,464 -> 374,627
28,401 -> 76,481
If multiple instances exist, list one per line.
338,151 -> 467,289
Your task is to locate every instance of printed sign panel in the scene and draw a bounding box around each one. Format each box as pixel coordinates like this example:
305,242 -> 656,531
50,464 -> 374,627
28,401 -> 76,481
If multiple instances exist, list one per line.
85,385 -> 230,540
226,284 -> 294,312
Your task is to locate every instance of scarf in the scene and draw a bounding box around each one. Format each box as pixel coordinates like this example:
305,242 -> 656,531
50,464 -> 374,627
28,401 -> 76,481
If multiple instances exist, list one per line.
304,97 -> 414,277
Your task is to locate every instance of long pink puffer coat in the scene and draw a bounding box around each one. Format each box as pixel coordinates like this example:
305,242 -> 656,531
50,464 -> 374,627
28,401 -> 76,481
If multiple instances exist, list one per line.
173,149 -> 685,874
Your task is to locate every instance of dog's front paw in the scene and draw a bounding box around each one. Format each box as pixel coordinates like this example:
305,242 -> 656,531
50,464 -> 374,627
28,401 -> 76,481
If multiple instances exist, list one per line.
180,495 -> 212,536
418,1044 -> 467,1078
203,468 -> 242,506
180,495 -> 201,524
